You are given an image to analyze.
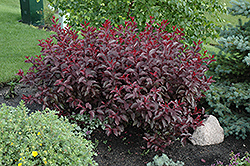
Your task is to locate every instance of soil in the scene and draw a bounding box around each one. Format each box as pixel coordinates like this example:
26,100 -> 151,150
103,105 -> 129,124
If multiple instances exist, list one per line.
0,83 -> 249,166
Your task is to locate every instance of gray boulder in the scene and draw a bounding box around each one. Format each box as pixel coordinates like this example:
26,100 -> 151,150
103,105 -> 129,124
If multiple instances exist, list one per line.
189,115 -> 224,146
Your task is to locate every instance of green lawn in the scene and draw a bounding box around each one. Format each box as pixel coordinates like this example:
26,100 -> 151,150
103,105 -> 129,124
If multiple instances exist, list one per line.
0,0 -> 52,84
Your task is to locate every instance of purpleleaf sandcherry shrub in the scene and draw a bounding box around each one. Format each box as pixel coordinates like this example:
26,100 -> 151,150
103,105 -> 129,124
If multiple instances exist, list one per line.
16,16 -> 215,152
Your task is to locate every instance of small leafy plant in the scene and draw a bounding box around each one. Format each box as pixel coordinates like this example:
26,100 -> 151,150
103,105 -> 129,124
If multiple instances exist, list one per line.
17,16 -> 215,152
0,101 -> 97,165
147,153 -> 184,166
70,111 -> 109,139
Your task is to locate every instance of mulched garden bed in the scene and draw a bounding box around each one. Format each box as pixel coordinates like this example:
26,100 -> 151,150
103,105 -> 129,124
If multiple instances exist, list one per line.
0,83 -> 249,166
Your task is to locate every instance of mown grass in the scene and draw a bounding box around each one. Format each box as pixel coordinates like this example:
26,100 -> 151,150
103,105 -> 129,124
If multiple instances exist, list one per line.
0,0 -> 52,84
0,0 -> 250,84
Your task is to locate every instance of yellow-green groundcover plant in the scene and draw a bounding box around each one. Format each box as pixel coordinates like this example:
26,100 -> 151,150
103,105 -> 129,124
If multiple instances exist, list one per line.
0,101 -> 98,165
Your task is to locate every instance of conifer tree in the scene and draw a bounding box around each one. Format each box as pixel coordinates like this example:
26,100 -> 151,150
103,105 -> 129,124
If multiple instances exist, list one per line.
204,0 -> 250,139
211,0 -> 250,82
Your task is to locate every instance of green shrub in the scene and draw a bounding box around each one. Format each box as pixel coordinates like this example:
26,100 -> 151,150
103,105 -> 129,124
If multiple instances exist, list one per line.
147,153 -> 184,166
47,0 -> 226,44
43,1 -> 57,26
0,101 -> 98,166
204,81 -> 250,139
204,0 -> 250,140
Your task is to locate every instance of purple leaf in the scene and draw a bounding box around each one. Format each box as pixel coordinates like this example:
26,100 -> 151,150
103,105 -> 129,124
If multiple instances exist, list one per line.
115,116 -> 120,126
86,103 -> 92,109
17,16 -> 215,153
97,109 -> 104,115
104,70 -> 113,77
120,114 -> 129,122
149,49 -> 156,56
124,93 -> 133,100
89,111 -> 95,121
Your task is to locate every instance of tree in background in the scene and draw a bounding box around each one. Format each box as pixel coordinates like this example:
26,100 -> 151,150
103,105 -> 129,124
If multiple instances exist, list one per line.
211,0 -> 250,82
47,0 -> 226,45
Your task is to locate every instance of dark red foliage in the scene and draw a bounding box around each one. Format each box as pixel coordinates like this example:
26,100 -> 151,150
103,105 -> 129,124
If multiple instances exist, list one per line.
17,16 -> 215,152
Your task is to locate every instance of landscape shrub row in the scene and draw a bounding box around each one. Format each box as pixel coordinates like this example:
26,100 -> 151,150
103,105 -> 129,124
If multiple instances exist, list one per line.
17,16 -> 215,152
11,0 -> 249,164
1,102 -> 249,166
45,0 -> 250,141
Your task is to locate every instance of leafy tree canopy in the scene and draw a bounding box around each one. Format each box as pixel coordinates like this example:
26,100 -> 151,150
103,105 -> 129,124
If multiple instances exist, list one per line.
48,0 -> 226,44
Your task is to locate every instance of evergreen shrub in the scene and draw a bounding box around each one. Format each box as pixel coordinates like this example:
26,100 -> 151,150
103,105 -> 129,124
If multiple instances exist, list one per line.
0,101 -> 97,165
17,16 -> 215,152
209,0 -> 250,82
204,0 -> 250,139
205,82 -> 250,139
